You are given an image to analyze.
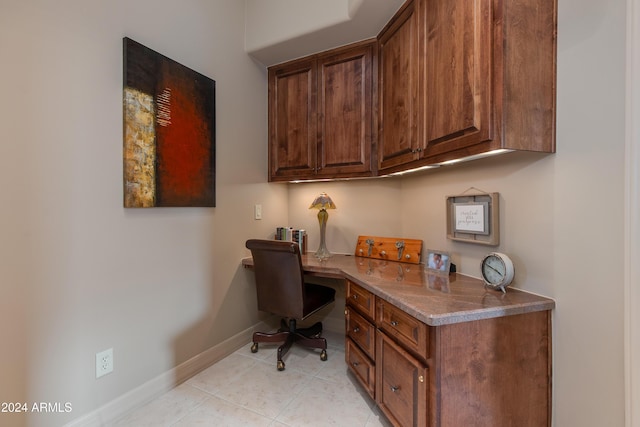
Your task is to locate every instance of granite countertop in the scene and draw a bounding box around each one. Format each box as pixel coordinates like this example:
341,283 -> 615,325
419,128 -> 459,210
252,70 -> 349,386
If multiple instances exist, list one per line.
242,253 -> 555,326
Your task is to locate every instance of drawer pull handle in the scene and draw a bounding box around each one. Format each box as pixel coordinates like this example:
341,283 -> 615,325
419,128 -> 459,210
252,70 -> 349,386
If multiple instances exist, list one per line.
390,320 -> 399,326
352,361 -> 360,367
390,385 -> 400,393
352,294 -> 358,300
419,375 -> 424,383
353,327 -> 360,333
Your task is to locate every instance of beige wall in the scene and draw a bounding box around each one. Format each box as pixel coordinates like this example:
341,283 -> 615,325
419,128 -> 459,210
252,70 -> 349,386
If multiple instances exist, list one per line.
0,0 -> 628,427
0,1 -> 287,426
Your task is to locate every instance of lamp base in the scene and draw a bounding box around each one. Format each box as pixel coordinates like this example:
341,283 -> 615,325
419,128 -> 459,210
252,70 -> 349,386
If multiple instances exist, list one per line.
315,208 -> 332,260
314,244 -> 332,260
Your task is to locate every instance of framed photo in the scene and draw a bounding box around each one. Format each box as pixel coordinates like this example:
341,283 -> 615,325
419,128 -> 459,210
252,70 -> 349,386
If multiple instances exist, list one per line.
426,250 -> 451,274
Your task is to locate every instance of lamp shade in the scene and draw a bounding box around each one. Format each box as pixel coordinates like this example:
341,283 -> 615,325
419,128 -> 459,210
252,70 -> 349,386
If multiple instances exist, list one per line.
309,192 -> 336,210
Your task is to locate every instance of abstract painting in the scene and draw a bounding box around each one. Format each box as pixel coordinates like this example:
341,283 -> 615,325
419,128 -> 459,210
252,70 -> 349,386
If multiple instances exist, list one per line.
123,37 -> 216,207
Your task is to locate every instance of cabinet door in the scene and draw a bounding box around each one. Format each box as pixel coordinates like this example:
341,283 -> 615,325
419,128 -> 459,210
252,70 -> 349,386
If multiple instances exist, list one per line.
378,0 -> 422,171
268,59 -> 317,180
422,0 -> 493,161
376,332 -> 428,427
317,42 -> 374,177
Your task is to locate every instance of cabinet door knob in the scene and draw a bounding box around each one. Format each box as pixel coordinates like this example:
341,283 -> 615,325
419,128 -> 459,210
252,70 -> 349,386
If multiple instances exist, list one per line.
390,320 -> 399,326
390,385 -> 400,392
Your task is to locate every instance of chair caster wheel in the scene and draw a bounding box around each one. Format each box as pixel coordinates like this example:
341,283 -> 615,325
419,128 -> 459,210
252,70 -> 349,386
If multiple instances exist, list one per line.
320,350 -> 328,361
251,343 -> 258,353
277,360 -> 285,371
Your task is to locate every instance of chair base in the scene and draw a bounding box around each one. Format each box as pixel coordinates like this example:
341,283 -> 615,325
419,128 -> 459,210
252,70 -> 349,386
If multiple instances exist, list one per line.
251,318 -> 328,371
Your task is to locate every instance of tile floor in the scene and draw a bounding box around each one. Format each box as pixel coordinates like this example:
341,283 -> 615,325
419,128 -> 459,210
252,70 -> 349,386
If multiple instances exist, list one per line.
113,330 -> 391,426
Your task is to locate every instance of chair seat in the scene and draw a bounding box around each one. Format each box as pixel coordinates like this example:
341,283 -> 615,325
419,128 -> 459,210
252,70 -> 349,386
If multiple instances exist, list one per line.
303,283 -> 337,318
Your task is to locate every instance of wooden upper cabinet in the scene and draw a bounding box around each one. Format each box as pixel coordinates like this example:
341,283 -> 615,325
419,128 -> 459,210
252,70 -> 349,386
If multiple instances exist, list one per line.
378,0 -> 557,173
423,0 -> 493,158
377,0 -> 422,171
424,0 -> 556,162
269,0 -> 556,179
269,59 -> 317,180
268,40 -> 376,182
317,43 -> 375,178
496,0 -> 557,153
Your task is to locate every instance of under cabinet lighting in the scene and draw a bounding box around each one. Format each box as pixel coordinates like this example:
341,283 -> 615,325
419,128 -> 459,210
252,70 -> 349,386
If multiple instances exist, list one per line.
290,178 -> 336,184
287,149 -> 513,182
388,165 -> 440,176
289,176 -> 384,184
437,149 -> 513,166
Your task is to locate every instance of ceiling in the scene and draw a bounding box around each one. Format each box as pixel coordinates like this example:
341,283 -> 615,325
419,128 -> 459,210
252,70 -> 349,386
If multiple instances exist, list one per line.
245,0 -> 404,66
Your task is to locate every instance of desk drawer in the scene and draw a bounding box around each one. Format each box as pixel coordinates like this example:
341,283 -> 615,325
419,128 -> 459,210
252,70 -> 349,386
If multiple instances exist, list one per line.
346,337 -> 375,399
346,281 -> 375,321
346,306 -> 375,359
377,299 -> 429,361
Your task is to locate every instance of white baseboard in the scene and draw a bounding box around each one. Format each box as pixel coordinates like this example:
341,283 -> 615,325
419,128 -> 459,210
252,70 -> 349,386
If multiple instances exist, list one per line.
65,311 -> 345,427
64,321 -> 270,427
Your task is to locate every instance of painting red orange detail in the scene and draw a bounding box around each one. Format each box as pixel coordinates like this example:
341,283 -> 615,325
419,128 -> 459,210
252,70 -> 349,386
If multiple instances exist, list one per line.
123,37 -> 216,207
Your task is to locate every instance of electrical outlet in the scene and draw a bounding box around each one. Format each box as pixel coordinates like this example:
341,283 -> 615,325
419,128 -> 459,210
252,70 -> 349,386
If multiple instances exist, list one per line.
96,348 -> 113,378
254,204 -> 262,220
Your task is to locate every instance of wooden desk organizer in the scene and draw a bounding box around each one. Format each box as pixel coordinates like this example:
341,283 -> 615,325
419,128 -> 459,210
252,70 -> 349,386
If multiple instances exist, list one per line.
354,235 -> 423,264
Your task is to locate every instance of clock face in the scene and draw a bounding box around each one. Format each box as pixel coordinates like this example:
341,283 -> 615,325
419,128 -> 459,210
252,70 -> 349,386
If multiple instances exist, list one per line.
482,255 -> 506,284
481,252 -> 514,290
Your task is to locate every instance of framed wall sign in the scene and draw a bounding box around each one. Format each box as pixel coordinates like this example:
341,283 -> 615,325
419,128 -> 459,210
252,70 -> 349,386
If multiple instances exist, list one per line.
453,201 -> 489,234
446,191 -> 499,246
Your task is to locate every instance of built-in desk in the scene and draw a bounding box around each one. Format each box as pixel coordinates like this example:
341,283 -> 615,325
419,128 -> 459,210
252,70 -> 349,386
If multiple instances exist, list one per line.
241,253 -> 554,326
242,253 -> 555,426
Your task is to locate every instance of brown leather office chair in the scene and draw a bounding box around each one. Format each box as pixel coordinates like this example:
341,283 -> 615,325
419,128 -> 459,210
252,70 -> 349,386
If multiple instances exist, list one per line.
246,239 -> 336,371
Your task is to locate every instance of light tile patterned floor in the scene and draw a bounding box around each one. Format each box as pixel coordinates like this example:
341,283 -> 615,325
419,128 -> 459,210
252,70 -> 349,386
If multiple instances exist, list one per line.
113,330 -> 391,426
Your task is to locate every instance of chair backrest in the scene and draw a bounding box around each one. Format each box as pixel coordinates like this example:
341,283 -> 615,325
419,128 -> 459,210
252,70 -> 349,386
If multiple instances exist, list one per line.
246,239 -> 306,319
